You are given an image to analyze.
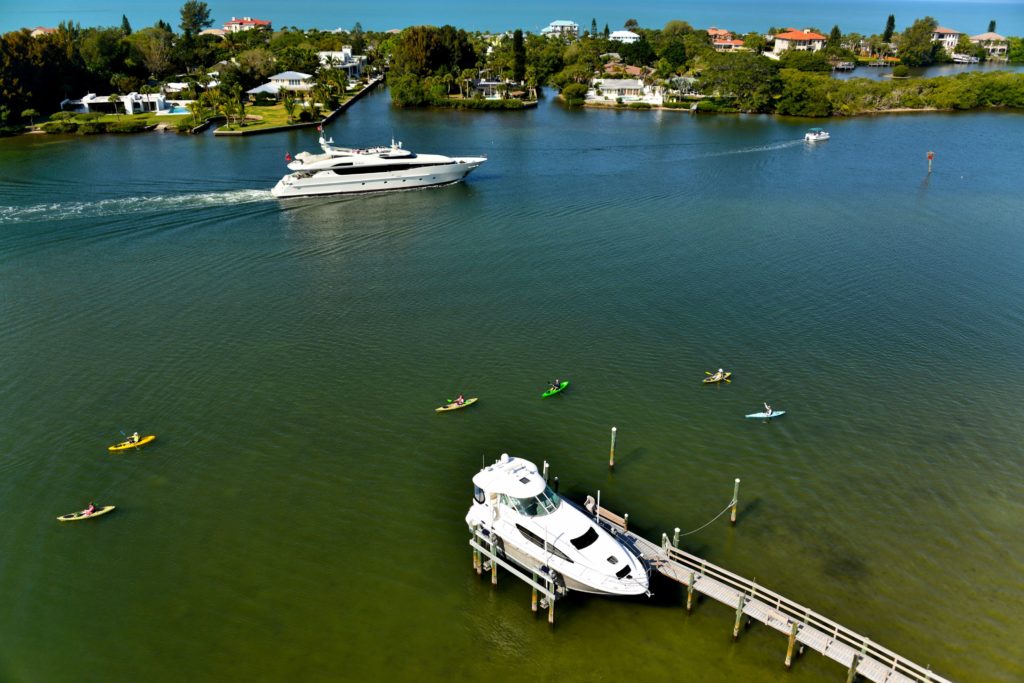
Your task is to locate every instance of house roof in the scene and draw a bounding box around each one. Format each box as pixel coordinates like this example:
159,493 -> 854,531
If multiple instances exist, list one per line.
270,71 -> 312,80
970,31 -> 1005,41
226,17 -> 271,26
707,27 -> 731,37
714,39 -> 745,46
775,29 -> 827,41
246,83 -> 280,95
594,78 -> 643,88
933,27 -> 961,35
609,30 -> 639,39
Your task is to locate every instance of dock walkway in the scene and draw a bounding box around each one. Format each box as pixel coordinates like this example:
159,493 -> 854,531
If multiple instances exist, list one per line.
597,508 -> 952,683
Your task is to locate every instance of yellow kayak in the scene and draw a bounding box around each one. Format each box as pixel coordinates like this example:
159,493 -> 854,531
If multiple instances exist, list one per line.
436,398 -> 478,412
108,434 -> 156,452
702,372 -> 732,384
57,505 -> 116,522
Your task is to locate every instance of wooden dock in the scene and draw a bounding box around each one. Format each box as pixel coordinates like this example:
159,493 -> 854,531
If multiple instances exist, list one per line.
596,507 -> 953,683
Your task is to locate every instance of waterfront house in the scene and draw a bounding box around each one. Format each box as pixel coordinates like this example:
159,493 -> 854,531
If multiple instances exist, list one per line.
772,29 -> 827,55
931,27 -> 962,53
603,62 -> 645,77
245,71 -> 314,99
29,26 -> 56,37
609,30 -> 640,44
540,20 -> 579,38
969,32 -> 1008,58
317,47 -> 366,79
588,78 -> 663,105
223,16 -> 271,33
61,92 -> 169,114
199,28 -> 226,38
706,27 -> 733,40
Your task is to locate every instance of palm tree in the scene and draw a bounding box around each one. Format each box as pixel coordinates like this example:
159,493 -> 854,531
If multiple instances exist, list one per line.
108,94 -> 121,118
282,91 -> 297,123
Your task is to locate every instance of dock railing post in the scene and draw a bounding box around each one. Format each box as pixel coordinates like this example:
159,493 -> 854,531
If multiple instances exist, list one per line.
730,478 -> 741,524
785,621 -> 799,668
609,427 -> 617,469
733,595 -> 747,640
686,572 -> 696,613
623,512 -> 629,531
672,527 -> 680,548
661,532 -> 670,552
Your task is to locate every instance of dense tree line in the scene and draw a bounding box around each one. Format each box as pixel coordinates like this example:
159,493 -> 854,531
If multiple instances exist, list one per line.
0,1 -> 383,130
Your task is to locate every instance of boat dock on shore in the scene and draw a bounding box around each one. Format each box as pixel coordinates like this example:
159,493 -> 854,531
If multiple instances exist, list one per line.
470,482 -> 952,683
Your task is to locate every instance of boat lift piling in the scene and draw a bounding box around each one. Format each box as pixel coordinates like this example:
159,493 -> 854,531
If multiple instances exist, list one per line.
469,523 -> 560,624
609,427 -> 617,469
730,478 -> 740,524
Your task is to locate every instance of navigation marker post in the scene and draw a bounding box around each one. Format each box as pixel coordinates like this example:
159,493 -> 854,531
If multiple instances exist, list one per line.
928,150 -> 934,173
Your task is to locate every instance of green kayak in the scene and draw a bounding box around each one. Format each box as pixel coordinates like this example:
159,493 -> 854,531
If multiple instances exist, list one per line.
542,381 -> 569,398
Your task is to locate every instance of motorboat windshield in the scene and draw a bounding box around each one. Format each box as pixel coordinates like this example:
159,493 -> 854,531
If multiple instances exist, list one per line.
501,486 -> 561,517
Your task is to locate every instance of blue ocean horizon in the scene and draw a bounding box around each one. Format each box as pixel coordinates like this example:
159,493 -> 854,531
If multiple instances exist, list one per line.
5,0 -> 1023,36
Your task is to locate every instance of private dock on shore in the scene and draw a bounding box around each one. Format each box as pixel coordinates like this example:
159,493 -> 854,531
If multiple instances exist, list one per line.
470,490 -> 953,683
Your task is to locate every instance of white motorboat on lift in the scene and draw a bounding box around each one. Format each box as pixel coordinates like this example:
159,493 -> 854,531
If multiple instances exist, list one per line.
271,136 -> 486,198
466,454 -> 649,597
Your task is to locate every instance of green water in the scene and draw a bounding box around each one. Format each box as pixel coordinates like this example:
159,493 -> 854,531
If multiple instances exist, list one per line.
1,90 -> 1022,682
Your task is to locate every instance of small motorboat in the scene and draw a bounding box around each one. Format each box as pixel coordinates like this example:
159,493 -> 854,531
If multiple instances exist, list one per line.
805,128 -> 830,142
436,397 -> 478,412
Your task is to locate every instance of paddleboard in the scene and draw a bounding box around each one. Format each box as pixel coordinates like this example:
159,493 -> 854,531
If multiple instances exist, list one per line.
542,381 -> 569,398
436,397 -> 478,412
108,435 -> 156,452
57,505 -> 116,522
745,411 -> 785,419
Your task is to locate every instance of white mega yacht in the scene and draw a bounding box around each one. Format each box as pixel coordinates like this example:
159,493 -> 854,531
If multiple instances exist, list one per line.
466,454 -> 650,597
271,136 -> 486,198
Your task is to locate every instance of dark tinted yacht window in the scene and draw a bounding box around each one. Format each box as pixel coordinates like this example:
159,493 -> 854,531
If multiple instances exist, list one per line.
570,527 -> 599,550
516,524 -> 574,563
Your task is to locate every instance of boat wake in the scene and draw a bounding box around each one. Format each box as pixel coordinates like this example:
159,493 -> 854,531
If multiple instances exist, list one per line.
698,139 -> 805,158
0,189 -> 274,224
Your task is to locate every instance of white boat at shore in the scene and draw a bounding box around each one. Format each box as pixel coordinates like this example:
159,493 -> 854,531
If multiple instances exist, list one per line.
271,136 -> 486,198
466,454 -> 650,597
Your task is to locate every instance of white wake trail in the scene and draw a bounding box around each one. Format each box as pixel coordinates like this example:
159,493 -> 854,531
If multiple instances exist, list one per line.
0,189 -> 275,224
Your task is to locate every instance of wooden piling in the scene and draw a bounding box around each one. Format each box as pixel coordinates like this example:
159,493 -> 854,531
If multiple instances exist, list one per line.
609,427 -> 617,469
785,621 -> 799,668
548,583 -> 555,624
733,595 -> 747,640
686,572 -> 696,613
473,546 -> 481,575
672,527 -> 680,548
730,478 -> 741,524
542,460 -> 549,482
847,654 -> 860,683
531,573 -> 538,613
490,540 -> 498,585
623,512 -> 629,531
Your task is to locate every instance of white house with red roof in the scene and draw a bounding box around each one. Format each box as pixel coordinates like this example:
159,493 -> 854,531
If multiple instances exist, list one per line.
771,28 -> 827,55
223,16 -> 272,33
714,39 -> 746,52
706,27 -> 733,40
931,26 -> 962,52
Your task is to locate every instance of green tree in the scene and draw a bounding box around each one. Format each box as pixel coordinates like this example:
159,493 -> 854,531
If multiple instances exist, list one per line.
775,70 -> 831,116
988,20 -> 996,33
512,29 -> 526,82
883,14 -> 896,43
780,50 -> 832,72
624,19 -> 639,31
697,51 -> 780,112
662,20 -> 692,37
129,27 -> 174,79
561,82 -> 588,105
898,16 -> 941,67
388,73 -> 429,107
282,91 -> 297,122
603,24 -> 610,39
21,108 -> 40,125
828,25 -> 842,49
1008,37 -> 1024,63
591,18 -> 597,36
743,32 -> 767,53
179,1 -> 212,39
121,15 -> 132,35
108,94 -> 121,117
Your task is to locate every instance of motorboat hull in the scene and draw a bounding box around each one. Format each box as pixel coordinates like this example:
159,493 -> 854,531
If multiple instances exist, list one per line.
271,158 -> 485,198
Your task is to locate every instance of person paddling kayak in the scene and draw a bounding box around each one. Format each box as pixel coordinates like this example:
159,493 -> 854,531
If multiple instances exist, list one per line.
82,502 -> 96,517
130,431 -> 140,444
550,379 -> 562,391
454,394 -> 465,406
763,402 -> 772,417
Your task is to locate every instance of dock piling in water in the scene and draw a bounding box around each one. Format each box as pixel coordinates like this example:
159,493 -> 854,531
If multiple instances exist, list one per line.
542,460 -> 549,482
730,478 -> 741,524
672,527 -> 680,548
733,595 -> 747,640
687,572 -> 696,613
785,621 -> 799,668
609,427 -> 617,469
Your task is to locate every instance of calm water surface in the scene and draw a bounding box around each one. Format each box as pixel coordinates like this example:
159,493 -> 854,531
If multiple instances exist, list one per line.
1,90 -> 1023,682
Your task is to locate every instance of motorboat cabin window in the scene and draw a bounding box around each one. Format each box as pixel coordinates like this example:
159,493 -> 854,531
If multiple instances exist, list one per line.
501,487 -> 561,517
570,527 -> 599,550
615,566 -> 632,579
515,524 -> 573,563
474,485 -> 485,504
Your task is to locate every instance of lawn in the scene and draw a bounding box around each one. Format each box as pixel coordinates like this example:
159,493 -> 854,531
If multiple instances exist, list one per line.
217,95 -> 355,132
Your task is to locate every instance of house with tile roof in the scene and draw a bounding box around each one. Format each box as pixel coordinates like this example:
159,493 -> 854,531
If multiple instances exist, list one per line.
706,27 -> 733,40
969,31 -> 1007,58
714,39 -> 746,52
772,29 -> 827,55
931,27 -> 962,52
223,16 -> 272,33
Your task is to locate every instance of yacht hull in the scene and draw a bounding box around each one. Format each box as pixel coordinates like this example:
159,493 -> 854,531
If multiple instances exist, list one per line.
271,159 -> 485,198
495,539 -> 640,596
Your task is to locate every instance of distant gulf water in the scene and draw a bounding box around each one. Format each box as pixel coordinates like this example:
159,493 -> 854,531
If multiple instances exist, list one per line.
4,0 -> 1023,35
1,88 -> 1023,682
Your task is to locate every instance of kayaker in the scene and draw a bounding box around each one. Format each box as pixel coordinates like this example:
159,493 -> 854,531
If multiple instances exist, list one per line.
130,431 -> 140,443
716,368 -> 724,380
550,379 -> 561,390
455,394 -> 465,406
763,402 -> 772,417
83,502 -> 95,516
